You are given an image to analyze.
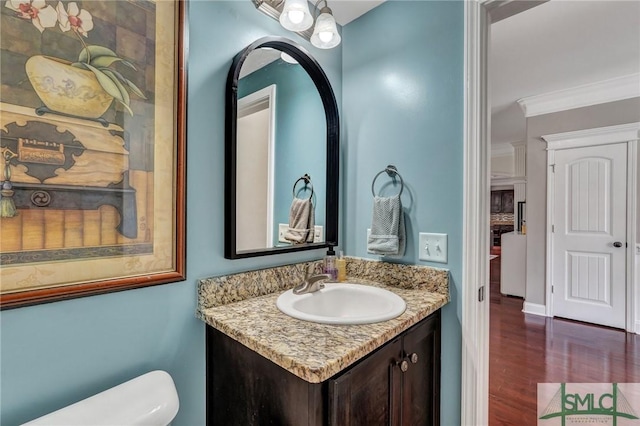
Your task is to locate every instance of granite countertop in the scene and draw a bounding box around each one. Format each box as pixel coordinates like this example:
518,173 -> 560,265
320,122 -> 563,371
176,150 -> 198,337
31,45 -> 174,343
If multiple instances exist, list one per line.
197,258 -> 449,383
491,221 -> 515,226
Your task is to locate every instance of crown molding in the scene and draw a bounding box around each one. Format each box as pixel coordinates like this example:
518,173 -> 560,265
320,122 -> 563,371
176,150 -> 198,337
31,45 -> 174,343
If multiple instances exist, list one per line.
542,122 -> 640,150
491,176 -> 526,187
517,73 -> 640,118
486,0 -> 549,23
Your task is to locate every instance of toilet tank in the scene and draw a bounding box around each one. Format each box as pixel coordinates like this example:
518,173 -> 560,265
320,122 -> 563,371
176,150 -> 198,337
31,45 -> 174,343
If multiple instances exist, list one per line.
22,370 -> 179,426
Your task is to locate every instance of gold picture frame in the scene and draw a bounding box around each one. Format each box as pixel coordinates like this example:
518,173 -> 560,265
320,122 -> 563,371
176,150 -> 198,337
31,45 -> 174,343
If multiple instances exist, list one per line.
0,0 -> 187,308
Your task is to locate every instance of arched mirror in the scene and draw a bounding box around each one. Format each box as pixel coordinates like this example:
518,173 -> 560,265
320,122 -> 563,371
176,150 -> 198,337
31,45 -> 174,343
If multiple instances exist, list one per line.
225,36 -> 339,259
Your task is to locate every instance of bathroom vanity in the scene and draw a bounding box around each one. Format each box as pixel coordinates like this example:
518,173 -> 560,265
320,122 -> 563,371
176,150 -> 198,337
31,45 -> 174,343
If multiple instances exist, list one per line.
207,310 -> 439,425
207,35 -> 450,425
198,258 -> 449,425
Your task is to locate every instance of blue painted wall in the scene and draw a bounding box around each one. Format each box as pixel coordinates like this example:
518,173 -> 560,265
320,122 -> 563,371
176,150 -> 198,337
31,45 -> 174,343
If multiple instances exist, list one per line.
238,60 -> 327,240
1,1 -> 464,425
342,1 -> 464,424
0,2 -> 341,425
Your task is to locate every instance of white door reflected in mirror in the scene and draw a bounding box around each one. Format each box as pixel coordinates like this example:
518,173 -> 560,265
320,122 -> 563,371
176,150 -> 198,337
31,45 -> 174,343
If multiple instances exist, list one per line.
236,85 -> 276,252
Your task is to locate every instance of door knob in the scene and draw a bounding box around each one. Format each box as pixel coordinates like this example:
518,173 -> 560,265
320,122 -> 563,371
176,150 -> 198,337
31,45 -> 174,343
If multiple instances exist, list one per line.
613,242 -> 623,248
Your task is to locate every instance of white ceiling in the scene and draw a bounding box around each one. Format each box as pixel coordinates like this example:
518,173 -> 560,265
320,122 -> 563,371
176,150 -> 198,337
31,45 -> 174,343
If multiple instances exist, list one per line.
240,48 -> 281,78
328,0 -> 386,25
490,0 -> 640,147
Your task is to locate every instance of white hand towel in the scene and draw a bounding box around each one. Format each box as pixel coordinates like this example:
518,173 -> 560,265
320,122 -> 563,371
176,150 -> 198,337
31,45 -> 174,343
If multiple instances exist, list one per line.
367,194 -> 406,257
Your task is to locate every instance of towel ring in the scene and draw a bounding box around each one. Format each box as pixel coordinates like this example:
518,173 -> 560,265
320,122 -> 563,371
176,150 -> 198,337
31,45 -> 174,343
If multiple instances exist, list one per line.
293,174 -> 314,200
371,165 -> 404,197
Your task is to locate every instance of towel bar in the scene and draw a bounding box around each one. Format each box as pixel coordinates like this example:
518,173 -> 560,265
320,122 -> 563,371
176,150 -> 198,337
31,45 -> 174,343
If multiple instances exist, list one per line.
371,165 -> 404,197
292,174 -> 314,200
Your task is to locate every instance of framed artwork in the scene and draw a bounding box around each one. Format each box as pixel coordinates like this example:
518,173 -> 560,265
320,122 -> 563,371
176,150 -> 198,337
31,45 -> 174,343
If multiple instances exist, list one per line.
0,0 -> 187,308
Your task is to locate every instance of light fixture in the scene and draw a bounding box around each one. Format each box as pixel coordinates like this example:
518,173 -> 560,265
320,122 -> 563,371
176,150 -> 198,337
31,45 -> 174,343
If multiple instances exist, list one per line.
310,0 -> 340,49
279,0 -> 313,31
254,0 -> 342,49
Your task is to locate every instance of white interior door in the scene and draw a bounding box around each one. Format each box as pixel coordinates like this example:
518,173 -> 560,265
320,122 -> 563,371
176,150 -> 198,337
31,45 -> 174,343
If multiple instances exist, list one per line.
552,142 -> 628,329
236,108 -> 271,251
236,85 -> 276,252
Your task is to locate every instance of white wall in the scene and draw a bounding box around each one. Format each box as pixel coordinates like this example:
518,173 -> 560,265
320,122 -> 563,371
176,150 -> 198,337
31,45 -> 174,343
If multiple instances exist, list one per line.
491,153 -> 515,177
525,97 -> 640,305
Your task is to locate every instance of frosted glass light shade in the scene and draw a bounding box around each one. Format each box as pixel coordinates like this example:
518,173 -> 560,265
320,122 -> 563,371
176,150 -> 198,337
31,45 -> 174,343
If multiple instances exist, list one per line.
279,0 -> 313,31
310,11 -> 341,49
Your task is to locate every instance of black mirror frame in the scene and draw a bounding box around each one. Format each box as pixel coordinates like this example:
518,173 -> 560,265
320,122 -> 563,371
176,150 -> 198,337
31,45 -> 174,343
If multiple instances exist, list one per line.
224,36 -> 339,259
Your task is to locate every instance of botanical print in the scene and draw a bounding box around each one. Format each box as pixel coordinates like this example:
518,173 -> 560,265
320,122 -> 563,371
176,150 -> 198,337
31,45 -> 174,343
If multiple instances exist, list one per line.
9,0 -> 146,118
0,0 -> 179,298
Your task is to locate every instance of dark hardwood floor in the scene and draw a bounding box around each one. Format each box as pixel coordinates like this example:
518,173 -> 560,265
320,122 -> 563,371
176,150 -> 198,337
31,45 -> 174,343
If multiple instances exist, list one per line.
488,255 -> 640,425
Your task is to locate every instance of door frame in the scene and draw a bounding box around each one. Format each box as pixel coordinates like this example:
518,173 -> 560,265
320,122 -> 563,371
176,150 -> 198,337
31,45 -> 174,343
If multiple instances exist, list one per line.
462,0 -> 517,423
542,123 -> 639,332
463,1 -> 538,422
461,2 -> 490,424
460,0 -> 640,425
463,1 -> 635,423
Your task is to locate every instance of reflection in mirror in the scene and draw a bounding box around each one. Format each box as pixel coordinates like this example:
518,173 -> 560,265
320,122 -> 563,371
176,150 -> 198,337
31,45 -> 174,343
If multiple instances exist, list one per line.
236,48 -> 326,252
225,36 -> 339,260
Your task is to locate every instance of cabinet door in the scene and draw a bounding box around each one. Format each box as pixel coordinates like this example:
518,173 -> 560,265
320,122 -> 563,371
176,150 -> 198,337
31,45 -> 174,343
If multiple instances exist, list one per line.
329,337 -> 403,426
401,313 -> 440,426
491,192 -> 502,213
502,191 -> 514,213
207,327 -> 325,426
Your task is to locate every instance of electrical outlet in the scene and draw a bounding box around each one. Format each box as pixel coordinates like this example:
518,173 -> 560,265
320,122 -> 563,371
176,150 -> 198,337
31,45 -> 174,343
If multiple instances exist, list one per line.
278,223 -> 289,243
419,232 -> 448,263
280,224 -> 322,243
313,225 -> 324,243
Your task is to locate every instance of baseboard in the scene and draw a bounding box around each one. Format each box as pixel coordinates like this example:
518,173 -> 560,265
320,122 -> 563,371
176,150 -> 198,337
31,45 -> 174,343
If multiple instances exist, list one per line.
522,302 -> 547,316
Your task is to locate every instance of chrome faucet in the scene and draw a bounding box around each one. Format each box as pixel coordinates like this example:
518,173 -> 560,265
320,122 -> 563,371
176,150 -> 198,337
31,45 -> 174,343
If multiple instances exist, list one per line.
293,272 -> 331,295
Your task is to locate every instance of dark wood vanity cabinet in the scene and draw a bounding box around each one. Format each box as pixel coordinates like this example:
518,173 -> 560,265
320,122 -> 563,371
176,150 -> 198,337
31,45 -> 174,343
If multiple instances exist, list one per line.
329,312 -> 440,425
206,311 -> 441,426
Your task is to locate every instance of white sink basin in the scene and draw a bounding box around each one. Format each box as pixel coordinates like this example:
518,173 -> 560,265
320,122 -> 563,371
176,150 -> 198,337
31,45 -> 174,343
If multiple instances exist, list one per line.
276,283 -> 406,325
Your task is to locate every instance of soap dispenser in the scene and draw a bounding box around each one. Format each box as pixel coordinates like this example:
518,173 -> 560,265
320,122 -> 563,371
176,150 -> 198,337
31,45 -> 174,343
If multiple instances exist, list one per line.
324,248 -> 337,280
336,251 -> 346,282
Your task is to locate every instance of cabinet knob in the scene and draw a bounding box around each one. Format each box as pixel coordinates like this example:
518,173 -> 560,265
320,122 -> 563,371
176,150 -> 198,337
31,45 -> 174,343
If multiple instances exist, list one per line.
400,360 -> 409,372
410,353 -> 419,364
